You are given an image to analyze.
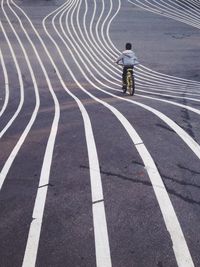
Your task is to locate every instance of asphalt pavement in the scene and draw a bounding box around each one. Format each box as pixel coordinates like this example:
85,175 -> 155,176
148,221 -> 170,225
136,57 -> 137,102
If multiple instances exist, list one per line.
0,0 -> 200,266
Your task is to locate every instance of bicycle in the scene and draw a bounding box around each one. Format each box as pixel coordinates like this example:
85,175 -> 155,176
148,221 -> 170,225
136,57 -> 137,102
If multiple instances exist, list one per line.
123,67 -> 135,96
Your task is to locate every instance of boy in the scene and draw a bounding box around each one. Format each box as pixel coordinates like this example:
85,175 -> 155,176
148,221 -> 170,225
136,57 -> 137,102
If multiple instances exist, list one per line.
115,43 -> 139,91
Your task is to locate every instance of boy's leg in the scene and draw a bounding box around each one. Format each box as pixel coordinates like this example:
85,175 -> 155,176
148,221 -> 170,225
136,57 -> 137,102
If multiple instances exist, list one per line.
122,67 -> 127,90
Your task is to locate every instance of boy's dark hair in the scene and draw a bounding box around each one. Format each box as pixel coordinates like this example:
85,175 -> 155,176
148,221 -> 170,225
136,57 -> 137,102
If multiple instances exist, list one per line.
126,43 -> 132,50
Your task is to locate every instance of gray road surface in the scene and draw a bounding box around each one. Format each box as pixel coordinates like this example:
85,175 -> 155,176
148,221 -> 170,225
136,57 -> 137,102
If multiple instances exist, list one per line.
0,0 -> 200,266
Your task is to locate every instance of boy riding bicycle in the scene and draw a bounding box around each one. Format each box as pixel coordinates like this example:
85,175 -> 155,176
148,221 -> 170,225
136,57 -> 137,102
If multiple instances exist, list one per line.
115,43 -> 139,92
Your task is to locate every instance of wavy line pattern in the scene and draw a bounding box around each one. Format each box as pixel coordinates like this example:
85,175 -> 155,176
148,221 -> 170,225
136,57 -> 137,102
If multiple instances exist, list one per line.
0,0 -> 200,266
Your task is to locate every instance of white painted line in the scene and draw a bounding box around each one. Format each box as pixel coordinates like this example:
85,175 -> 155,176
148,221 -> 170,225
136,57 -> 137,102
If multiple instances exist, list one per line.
100,0 -> 117,56
86,0 -> 200,88
135,71 -> 200,89
47,1 -> 195,266
105,0 -> 121,56
23,187 -> 47,267
0,47 -> 9,118
79,0 -> 119,77
13,1 -> 199,267
93,202 -> 112,267
77,0 -> 200,93
0,21 -> 24,138
78,0 -> 200,94
50,1 -> 199,265
128,0 -> 200,30
44,5 -> 111,266
60,0 -> 119,86
75,0 -> 119,82
136,89 -> 200,103
73,0 -> 200,92
138,65 -> 200,86
0,0 -> 40,190
136,83 -> 200,96
12,1 -> 112,266
136,144 -> 195,267
55,0 -> 200,160
153,0 -> 200,25
6,1 -> 61,267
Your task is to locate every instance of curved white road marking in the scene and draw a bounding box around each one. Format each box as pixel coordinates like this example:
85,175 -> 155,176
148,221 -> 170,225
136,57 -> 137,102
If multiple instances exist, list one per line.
0,0 -> 40,190
0,21 -> 24,138
5,1 -> 61,266
128,0 -> 200,30
7,0 -> 200,266
0,48 -> 9,118
11,1 -> 111,266
44,1 -> 195,265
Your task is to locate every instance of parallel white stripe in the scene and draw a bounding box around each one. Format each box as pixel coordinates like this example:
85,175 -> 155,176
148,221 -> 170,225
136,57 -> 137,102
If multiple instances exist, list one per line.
151,0 -> 200,24
75,0 -> 120,77
90,0 -> 118,65
79,0 -> 200,92
7,1 -> 60,266
62,0 -> 200,116
136,88 -> 200,103
72,0 -> 197,97
105,0 -> 121,56
125,1 -> 200,89
103,0 -> 199,88
135,70 -> 200,88
42,0 -> 105,201
59,0 -> 200,160
11,1 -> 111,266
100,0 -> 118,56
83,0 -> 120,75
66,0 -> 200,103
139,65 -> 200,86
79,0 -> 200,91
94,0 -> 115,61
92,0 -> 200,161
0,21 -> 24,138
50,1 -> 194,265
77,0 -> 119,81
61,0 -> 119,86
163,0 -> 200,18
135,69 -> 200,91
78,0 -> 200,159
79,0 -> 191,93
66,0 -> 119,84
136,83 -> 200,96
136,143 -> 194,267
136,84 -> 200,97
43,2 -> 112,266
77,0 -> 200,104
135,73 -> 199,90
136,80 -> 200,94
128,0 -> 200,30
0,0 -> 39,190
0,47 -> 9,118
80,0 -> 200,93
12,0 -> 198,267
181,0 -> 200,11
68,0 -> 199,264
136,92 -> 200,116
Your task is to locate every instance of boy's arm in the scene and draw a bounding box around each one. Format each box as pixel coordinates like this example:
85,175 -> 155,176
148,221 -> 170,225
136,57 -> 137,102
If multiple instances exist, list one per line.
133,54 -> 139,65
115,54 -> 123,64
